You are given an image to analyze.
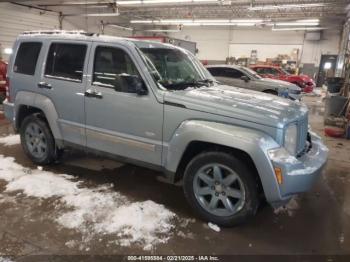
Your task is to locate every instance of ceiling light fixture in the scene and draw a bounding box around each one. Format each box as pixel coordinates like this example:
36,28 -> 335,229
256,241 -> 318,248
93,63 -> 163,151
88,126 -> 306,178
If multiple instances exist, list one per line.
117,0 -> 219,5
295,19 -> 320,23
130,19 -> 264,25
107,24 -> 133,31
274,22 -> 319,26
65,12 -> 120,17
272,27 -> 326,31
248,3 -> 326,11
4,48 -> 13,55
182,22 -> 256,26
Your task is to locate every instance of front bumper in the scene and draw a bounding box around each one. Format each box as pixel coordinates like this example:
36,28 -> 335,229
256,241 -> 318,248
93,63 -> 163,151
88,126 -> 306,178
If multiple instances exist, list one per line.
302,84 -> 315,93
3,99 -> 15,123
0,81 -> 5,98
268,132 -> 328,207
288,93 -> 302,101
279,90 -> 302,101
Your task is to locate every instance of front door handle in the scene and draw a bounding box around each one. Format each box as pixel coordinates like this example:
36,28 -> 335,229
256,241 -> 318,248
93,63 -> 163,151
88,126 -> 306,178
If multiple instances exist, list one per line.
37,82 -> 52,89
85,89 -> 103,99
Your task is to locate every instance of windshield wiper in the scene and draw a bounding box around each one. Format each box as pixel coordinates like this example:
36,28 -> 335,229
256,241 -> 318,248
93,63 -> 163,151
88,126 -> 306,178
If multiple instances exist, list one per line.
161,78 -> 217,90
195,78 -> 215,85
189,78 -> 218,87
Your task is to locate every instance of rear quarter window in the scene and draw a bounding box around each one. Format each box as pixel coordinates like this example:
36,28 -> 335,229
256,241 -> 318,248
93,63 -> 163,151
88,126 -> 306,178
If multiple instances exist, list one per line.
13,42 -> 42,75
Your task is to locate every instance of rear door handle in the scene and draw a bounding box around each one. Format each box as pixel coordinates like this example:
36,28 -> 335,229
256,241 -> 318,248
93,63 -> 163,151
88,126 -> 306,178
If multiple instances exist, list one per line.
85,89 -> 103,99
37,82 -> 52,89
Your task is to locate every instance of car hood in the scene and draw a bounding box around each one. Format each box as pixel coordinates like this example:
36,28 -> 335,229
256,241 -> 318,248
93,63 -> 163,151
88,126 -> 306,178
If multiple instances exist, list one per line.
260,78 -> 301,91
164,85 -> 307,128
299,74 -> 314,82
288,74 -> 313,83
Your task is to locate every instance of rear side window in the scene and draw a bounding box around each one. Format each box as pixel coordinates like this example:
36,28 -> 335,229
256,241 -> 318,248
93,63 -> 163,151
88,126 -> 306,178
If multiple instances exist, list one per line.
207,67 -> 222,76
45,43 -> 87,82
14,42 -> 42,75
255,68 -> 265,74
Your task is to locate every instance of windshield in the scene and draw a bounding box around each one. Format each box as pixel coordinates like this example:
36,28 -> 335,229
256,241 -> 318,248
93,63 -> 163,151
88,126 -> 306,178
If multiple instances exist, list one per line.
280,68 -> 290,75
139,47 -> 215,90
240,67 -> 262,80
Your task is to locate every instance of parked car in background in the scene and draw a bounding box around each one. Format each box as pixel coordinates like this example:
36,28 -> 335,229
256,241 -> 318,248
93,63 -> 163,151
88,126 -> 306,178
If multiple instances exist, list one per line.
4,31 -> 328,227
250,65 -> 315,93
206,64 -> 301,101
0,60 -> 7,103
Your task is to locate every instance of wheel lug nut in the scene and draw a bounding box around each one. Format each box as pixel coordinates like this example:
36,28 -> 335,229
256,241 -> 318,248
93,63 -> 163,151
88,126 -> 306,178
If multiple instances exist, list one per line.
222,192 -> 226,196
215,192 -> 219,196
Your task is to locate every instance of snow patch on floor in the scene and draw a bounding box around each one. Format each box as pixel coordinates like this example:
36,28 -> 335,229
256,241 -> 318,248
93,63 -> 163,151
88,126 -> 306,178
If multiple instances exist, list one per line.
208,222 -> 221,232
0,155 -> 177,250
0,257 -> 15,262
6,172 -> 81,198
0,135 -> 20,146
274,197 -> 300,216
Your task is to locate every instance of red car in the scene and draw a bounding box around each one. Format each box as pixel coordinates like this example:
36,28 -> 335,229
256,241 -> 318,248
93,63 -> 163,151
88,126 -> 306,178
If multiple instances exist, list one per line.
250,65 -> 315,93
0,60 -> 7,102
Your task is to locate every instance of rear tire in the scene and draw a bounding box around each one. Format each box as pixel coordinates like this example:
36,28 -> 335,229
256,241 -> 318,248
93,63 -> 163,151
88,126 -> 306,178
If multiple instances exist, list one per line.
20,114 -> 59,165
183,151 -> 259,227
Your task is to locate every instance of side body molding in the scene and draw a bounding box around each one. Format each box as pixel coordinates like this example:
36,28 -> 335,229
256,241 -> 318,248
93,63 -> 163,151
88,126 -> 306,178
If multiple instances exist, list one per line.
164,120 -> 283,203
14,91 -> 63,141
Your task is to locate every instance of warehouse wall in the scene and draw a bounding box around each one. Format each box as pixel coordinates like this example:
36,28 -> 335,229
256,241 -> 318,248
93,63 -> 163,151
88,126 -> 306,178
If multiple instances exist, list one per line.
63,17 -> 133,38
169,27 -> 341,67
0,3 -> 77,61
0,3 -> 133,61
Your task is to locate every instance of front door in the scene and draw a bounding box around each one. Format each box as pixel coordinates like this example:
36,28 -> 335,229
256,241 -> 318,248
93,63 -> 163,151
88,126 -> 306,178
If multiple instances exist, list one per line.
217,68 -> 252,90
84,43 -> 163,166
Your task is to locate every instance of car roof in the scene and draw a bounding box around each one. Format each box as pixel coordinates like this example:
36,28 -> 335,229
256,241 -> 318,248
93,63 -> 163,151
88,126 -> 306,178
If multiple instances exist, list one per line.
250,65 -> 280,69
16,30 -> 180,50
205,64 -> 243,70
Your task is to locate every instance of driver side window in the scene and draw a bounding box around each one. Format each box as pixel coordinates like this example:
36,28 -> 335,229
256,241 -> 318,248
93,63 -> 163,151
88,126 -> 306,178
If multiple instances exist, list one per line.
268,68 -> 279,75
222,68 -> 244,79
255,68 -> 266,74
93,46 -> 140,93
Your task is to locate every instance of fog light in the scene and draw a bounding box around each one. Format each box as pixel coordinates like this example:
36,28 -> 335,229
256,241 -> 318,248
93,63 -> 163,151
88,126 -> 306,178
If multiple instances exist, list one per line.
274,167 -> 283,184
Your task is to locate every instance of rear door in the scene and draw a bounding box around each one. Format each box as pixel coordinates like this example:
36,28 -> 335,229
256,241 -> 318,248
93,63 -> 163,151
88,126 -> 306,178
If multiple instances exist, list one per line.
38,41 -> 91,146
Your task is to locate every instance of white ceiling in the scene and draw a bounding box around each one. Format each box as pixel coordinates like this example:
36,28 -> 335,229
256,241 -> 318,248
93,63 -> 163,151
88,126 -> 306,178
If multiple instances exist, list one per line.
4,0 -> 349,30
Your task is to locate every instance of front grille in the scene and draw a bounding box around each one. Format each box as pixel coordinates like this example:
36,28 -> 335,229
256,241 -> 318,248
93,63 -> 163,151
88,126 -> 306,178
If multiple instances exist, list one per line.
296,116 -> 308,155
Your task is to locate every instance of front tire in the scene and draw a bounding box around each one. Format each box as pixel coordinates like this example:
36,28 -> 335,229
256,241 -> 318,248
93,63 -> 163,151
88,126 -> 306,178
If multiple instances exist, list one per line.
183,151 -> 259,227
20,114 -> 58,165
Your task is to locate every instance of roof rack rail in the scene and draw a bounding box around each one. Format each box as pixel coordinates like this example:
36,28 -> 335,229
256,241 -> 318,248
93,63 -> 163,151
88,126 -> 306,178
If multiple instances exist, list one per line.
21,30 -> 96,37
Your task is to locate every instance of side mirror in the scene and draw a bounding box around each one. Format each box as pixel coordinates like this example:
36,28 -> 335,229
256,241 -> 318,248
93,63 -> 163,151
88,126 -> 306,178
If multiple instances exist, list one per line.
241,75 -> 250,82
119,74 -> 148,95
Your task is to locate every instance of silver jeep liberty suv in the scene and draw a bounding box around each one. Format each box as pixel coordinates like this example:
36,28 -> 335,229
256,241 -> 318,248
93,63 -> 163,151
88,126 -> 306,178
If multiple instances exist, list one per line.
3,31 -> 328,227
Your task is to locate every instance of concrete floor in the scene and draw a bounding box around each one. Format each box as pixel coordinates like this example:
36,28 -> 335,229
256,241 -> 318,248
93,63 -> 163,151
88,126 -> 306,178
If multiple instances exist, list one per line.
0,95 -> 349,260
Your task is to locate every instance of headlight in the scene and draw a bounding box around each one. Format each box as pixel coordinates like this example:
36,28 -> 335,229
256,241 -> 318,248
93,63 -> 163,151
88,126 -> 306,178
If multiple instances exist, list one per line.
288,88 -> 301,95
268,147 -> 298,164
284,124 -> 298,155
